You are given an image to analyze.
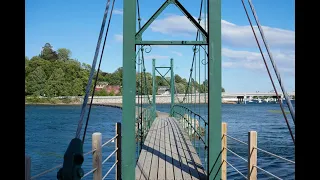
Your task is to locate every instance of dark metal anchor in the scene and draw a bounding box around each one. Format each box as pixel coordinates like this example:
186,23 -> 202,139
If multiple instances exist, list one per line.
57,138 -> 84,180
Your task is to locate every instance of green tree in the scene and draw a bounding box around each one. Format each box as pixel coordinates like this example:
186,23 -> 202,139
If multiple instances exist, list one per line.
95,89 -> 107,96
156,76 -> 166,86
40,43 -> 58,61
175,83 -> 185,94
174,74 -> 183,84
72,78 -> 85,96
109,67 -> 123,85
26,66 -> 47,96
57,48 -> 72,61
44,68 -> 66,97
25,56 -> 29,66
222,87 -> 225,92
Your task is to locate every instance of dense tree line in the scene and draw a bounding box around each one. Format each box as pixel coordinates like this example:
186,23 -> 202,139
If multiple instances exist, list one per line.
25,43 -> 225,97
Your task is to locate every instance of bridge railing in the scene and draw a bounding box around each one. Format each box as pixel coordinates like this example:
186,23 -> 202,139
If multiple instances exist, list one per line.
25,122 -> 122,180
171,104 -> 208,170
221,122 -> 295,180
135,105 -> 156,156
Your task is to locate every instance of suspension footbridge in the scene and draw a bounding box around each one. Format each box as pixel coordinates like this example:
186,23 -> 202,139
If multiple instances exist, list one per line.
25,0 -> 295,179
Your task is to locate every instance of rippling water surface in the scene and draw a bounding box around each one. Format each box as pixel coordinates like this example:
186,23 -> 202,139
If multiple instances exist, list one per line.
25,102 -> 295,179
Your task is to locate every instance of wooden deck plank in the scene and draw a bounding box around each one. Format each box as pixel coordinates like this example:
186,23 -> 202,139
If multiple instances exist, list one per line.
135,116 -> 206,180
135,118 -> 160,179
171,117 -> 200,179
157,118 -> 166,180
172,117 -> 207,179
168,118 -> 193,180
167,117 -> 184,180
164,118 -> 174,179
136,118 -> 161,180
149,118 -> 162,179
170,117 -> 204,179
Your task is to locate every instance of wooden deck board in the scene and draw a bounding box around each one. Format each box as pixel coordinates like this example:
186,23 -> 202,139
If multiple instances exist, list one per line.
136,119 -> 161,180
135,116 -> 206,180
149,119 -> 161,179
168,118 -> 184,180
164,118 -> 174,179
157,118 -> 166,180
168,118 -> 193,180
172,117 -> 207,179
170,117 -> 206,179
135,119 -> 159,179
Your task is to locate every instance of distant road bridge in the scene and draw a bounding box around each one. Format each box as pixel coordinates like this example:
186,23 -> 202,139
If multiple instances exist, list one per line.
221,92 -> 295,98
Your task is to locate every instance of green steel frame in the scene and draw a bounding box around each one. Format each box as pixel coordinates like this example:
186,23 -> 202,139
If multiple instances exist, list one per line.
122,0 -> 221,179
152,58 -> 175,116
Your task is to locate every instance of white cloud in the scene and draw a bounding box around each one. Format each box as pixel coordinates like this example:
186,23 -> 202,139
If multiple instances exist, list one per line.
150,15 -> 197,37
113,9 -> 123,15
152,45 -> 169,48
222,62 -> 234,68
114,34 -> 123,42
145,55 -> 170,60
221,20 -> 294,49
150,14 -> 295,49
171,51 -> 182,56
222,48 -> 295,75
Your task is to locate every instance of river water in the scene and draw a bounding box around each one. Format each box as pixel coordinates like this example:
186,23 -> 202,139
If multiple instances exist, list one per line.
25,102 -> 295,179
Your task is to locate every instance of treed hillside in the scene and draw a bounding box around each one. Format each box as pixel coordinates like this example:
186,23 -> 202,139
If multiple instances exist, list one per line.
25,43 -> 225,97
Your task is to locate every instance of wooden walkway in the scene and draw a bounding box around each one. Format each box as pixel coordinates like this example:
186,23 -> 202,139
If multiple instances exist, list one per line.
135,114 -> 207,180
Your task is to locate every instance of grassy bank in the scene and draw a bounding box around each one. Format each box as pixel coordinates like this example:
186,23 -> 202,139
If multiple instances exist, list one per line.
25,96 -> 81,105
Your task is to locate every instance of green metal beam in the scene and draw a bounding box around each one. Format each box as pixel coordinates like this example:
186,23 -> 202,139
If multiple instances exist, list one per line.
152,59 -> 156,114
155,67 -> 171,69
122,0 -> 136,178
208,0 -> 221,179
135,40 -> 207,45
170,58 -> 175,116
174,0 -> 208,39
135,0 -> 171,40
156,68 -> 171,78
155,69 -> 171,86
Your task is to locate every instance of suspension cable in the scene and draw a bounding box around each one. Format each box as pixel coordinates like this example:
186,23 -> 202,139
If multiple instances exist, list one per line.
75,0 -> 112,139
240,0 -> 295,145
247,0 -> 295,124
137,0 -> 152,105
82,0 -> 116,143
177,0 -> 204,104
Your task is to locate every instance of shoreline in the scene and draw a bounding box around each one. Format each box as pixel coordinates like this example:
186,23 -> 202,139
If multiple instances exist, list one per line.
25,101 -> 237,105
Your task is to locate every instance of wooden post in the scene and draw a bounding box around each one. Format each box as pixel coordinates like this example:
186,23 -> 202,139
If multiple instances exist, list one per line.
92,132 -> 102,180
248,131 -> 257,180
116,123 -> 122,180
25,155 -> 31,180
222,122 -> 227,180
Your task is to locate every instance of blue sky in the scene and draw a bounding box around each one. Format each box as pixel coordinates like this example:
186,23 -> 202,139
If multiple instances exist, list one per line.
25,0 -> 295,93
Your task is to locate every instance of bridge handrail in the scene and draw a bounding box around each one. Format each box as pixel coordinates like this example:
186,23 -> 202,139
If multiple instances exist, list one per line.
173,104 -> 207,125
135,105 -> 156,156
223,133 -> 295,164
221,123 -> 294,179
254,165 -> 283,180
224,160 -> 247,179
171,104 -> 209,170
173,110 -> 206,146
26,123 -> 121,180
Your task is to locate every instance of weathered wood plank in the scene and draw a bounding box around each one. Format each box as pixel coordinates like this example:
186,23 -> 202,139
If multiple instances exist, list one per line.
168,118 -> 192,180
157,118 -> 166,180
136,118 -> 160,180
167,117 -> 184,180
140,119 -> 161,180
164,118 -> 174,179
149,118 -> 161,179
136,116 -> 206,180
172,117 -> 207,179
